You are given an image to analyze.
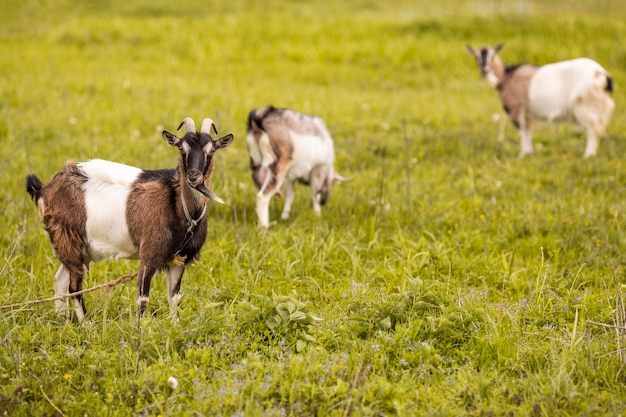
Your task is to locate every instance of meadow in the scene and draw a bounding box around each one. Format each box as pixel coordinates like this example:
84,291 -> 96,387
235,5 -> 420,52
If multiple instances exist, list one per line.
2,0 -> 626,415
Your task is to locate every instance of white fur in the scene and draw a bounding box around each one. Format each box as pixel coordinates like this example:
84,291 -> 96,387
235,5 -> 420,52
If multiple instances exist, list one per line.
526,58 -> 614,157
286,131 -> 335,183
79,160 -> 141,261
528,58 -> 606,122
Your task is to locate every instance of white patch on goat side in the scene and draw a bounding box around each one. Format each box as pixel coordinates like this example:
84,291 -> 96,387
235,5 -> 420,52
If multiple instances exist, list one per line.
528,58 -> 605,123
286,131 -> 335,182
78,159 -> 142,261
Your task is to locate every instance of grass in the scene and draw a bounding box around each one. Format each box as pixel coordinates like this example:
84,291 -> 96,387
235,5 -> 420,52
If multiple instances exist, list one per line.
2,0 -> 626,415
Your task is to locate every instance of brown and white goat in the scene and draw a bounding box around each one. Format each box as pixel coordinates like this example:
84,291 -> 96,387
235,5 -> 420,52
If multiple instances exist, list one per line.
466,44 -> 614,157
26,117 -> 234,321
246,106 -> 349,228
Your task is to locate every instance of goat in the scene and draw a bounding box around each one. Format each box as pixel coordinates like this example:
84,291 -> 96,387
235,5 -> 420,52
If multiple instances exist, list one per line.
466,43 -> 614,157
26,117 -> 234,321
246,105 -> 349,228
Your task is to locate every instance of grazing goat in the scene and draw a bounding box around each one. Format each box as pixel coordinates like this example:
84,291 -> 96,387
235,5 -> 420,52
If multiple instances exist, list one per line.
466,43 -> 614,157
26,117 -> 234,321
246,105 -> 349,228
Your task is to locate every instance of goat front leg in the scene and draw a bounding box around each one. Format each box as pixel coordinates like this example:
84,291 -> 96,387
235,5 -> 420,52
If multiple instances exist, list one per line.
69,266 -> 88,322
516,119 -> 533,157
256,163 -> 289,228
519,128 -> 533,157
510,111 -> 533,157
165,265 -> 184,318
256,193 -> 273,228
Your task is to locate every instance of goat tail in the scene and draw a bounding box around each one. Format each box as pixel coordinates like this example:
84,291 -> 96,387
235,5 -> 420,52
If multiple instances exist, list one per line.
247,109 -> 265,133
26,174 -> 44,203
605,75 -> 614,94
246,105 -> 276,133
593,70 -> 614,95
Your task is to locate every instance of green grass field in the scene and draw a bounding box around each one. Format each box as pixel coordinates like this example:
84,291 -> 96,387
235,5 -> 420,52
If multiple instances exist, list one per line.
2,0 -> 626,415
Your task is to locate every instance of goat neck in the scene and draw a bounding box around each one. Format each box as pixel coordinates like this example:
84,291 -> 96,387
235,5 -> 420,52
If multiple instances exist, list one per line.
178,157 -> 209,226
487,54 -> 506,89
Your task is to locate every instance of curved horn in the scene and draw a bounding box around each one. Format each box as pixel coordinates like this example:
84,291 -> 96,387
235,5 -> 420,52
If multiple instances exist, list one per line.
177,117 -> 196,133
200,118 -> 218,135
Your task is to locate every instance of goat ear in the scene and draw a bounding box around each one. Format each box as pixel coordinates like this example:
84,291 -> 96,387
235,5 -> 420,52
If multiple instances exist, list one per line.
162,131 -> 181,147
215,133 -> 234,149
466,45 -> 477,56
495,43 -> 504,53
333,172 -> 351,183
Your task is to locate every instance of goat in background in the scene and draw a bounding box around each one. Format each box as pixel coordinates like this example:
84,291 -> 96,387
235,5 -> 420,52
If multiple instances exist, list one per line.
466,43 -> 614,157
246,105 -> 349,228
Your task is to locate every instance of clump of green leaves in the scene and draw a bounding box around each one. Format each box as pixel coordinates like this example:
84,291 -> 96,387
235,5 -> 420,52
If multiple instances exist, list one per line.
238,293 -> 322,352
348,277 -> 484,350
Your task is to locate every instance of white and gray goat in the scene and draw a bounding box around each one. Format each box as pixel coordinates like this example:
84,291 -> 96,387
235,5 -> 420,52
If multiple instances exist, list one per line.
246,106 -> 349,228
26,117 -> 234,321
466,44 -> 614,157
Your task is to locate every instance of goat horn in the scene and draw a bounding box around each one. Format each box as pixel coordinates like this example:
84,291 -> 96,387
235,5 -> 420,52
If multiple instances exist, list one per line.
195,184 -> 225,204
177,117 -> 196,133
200,118 -> 218,135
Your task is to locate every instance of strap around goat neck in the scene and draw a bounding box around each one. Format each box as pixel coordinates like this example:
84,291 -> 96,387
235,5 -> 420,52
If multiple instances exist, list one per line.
181,192 -> 207,233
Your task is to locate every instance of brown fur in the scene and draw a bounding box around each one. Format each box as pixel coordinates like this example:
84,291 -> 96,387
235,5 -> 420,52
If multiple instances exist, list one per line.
499,64 -> 538,128
37,162 -> 89,284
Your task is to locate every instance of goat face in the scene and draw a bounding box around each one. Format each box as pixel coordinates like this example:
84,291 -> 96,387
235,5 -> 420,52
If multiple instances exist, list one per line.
162,130 -> 234,199
316,170 -> 351,206
466,43 -> 504,83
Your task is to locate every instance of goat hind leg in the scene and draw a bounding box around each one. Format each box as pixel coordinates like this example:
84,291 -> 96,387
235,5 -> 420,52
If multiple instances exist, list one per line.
584,128 -> 600,158
53,265 -> 71,318
54,263 -> 87,321
67,265 -> 88,322
281,180 -> 295,220
136,263 -> 158,316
